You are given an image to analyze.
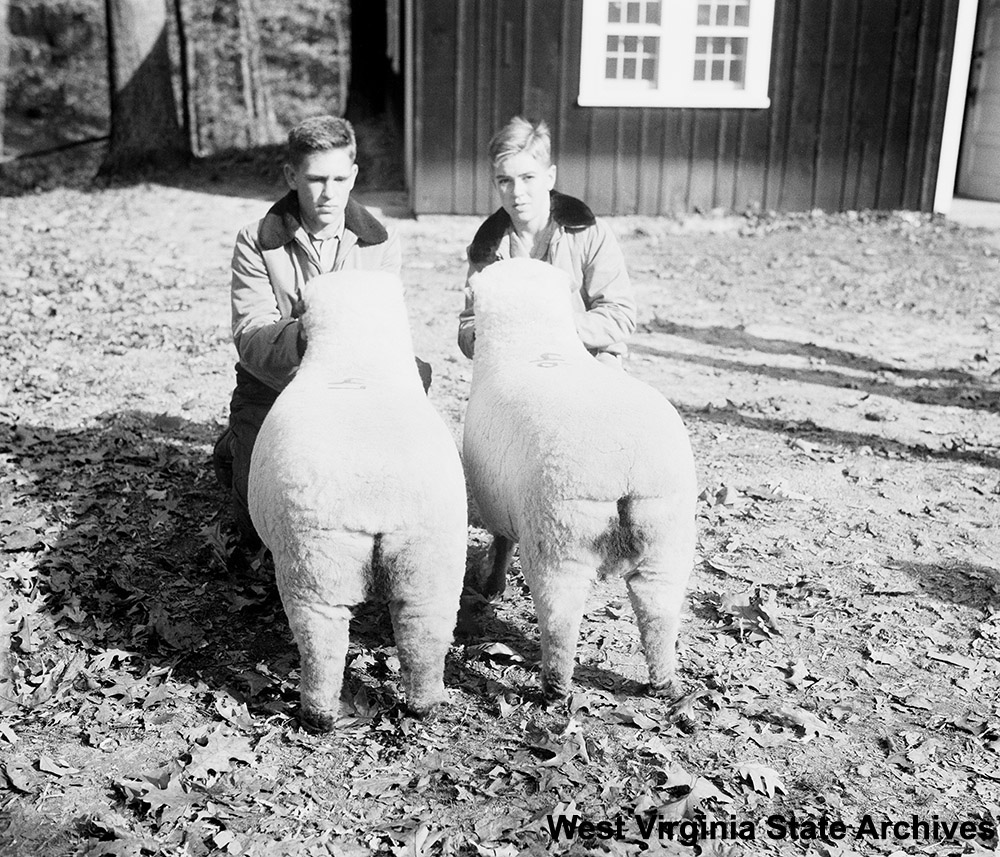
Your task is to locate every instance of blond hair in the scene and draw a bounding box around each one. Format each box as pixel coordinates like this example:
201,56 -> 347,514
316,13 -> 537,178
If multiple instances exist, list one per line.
488,116 -> 552,169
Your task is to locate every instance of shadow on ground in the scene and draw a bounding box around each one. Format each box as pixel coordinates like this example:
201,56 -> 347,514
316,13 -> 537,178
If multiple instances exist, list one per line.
0,411 -> 300,707
1,412 -> 526,722
900,560 -> 1000,611
634,332 -> 999,414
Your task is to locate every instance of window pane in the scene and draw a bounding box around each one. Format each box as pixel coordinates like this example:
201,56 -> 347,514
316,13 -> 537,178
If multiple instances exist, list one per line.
716,5 -> 730,25
713,36 -> 727,52
627,1 -> 640,22
642,56 -> 657,80
606,57 -> 618,79
693,59 -> 706,80
646,1 -> 661,24
623,57 -> 637,78
608,1 -> 621,23
729,59 -> 744,83
695,36 -> 707,53
697,4 -> 711,25
711,59 -> 725,80
735,4 -> 750,26
732,37 -> 747,58
607,35 -> 617,51
624,35 -> 638,52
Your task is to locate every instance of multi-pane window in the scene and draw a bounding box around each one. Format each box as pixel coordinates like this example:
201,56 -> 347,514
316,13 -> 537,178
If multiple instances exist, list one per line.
605,35 -> 660,83
602,1 -> 662,86
579,0 -> 775,107
693,36 -> 748,85
693,1 -> 751,88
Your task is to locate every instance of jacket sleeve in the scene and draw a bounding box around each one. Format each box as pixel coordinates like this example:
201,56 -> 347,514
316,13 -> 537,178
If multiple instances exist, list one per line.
457,256 -> 480,358
380,225 -> 403,276
230,225 -> 302,391
574,220 -> 637,350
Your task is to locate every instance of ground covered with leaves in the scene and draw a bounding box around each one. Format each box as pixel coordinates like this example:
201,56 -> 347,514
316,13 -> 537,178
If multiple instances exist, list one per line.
1,159 -> 999,857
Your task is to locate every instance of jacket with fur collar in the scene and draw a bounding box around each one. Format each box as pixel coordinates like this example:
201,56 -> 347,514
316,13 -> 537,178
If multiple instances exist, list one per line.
459,190 -> 636,359
232,192 -> 401,391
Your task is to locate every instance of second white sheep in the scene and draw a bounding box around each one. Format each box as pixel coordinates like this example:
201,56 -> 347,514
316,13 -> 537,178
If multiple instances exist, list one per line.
463,258 -> 697,701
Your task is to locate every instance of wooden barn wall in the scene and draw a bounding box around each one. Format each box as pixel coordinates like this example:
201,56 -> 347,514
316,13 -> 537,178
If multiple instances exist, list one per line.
412,0 -> 960,215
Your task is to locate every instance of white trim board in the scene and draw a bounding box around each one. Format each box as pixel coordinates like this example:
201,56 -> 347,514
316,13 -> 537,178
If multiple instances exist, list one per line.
934,0 -> 980,214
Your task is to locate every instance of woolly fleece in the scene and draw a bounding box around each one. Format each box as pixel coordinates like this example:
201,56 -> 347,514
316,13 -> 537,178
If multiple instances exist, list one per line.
249,271 -> 467,730
463,258 -> 697,700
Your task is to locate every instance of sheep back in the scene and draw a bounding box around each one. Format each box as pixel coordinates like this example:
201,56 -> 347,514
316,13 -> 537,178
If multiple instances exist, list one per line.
463,259 -> 695,543
248,270 -> 467,597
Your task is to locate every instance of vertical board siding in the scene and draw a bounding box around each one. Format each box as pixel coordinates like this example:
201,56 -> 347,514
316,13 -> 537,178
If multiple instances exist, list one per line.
659,111 -> 695,211
816,0 -> 860,210
614,110 -> 643,214
413,0 -> 961,214
919,0 -> 958,210
782,2 -> 831,210
413,0 -> 458,213
452,0 -> 477,213
847,1 -> 899,209
876,0 -> 920,209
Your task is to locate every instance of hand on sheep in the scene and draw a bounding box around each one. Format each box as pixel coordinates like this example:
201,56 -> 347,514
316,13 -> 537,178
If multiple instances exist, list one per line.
295,320 -> 308,359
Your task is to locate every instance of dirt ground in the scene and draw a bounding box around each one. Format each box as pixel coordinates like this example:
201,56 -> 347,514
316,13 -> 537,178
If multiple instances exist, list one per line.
1,159 -> 999,857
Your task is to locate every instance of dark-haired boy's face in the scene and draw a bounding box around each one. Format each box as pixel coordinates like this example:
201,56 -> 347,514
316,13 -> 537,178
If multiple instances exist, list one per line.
284,147 -> 358,236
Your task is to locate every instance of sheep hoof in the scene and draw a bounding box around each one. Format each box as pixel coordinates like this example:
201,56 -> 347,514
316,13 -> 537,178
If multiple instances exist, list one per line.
645,680 -> 682,700
540,677 -> 572,704
405,700 -> 443,720
299,707 -> 338,734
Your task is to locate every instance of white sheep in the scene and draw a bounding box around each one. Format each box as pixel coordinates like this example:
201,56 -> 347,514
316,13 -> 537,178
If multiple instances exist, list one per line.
463,258 -> 697,701
248,271 -> 467,731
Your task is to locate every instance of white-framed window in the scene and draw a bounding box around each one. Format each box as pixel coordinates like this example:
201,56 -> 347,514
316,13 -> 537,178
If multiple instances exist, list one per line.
578,0 -> 775,108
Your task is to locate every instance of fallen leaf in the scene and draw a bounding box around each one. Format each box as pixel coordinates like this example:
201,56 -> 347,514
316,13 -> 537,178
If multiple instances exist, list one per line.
186,728 -> 256,780
737,762 -> 786,797
927,650 -> 978,671
37,755 -> 80,777
465,641 -> 524,664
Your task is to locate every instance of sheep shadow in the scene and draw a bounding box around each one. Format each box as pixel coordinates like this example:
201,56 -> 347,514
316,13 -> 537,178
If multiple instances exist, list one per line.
0,410 -> 303,714
1,409 -> 679,722
456,537 -> 671,702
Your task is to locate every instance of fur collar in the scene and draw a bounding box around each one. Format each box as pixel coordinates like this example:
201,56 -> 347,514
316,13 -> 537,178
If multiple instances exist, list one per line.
468,191 -> 597,265
258,191 -> 389,250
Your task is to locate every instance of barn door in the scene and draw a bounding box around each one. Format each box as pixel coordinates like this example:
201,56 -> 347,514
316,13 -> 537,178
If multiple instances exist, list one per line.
958,0 -> 1000,200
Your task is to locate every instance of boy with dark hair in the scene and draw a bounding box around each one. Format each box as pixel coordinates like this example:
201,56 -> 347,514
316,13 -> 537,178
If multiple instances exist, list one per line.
214,115 -> 416,556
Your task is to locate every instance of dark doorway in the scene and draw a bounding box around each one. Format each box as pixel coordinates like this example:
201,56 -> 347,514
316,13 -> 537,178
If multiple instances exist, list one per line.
346,0 -> 405,191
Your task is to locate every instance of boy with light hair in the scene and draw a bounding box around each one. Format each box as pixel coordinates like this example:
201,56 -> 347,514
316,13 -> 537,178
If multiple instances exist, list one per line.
458,116 -> 637,366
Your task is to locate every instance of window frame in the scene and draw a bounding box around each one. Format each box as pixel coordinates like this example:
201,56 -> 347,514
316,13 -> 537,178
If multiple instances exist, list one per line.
578,0 -> 776,108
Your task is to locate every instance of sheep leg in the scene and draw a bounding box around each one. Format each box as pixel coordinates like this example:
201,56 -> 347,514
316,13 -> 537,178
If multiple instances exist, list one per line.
283,601 -> 352,732
624,536 -> 694,700
482,535 -> 514,599
388,597 -> 454,715
383,532 -> 464,715
525,555 -> 594,701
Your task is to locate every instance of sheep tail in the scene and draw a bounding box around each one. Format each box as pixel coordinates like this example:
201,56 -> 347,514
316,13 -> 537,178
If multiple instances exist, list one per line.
365,533 -> 393,601
594,495 -> 646,573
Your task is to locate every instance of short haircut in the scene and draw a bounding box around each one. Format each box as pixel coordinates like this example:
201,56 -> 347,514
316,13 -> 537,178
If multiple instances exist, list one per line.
488,116 -> 552,169
286,115 -> 357,166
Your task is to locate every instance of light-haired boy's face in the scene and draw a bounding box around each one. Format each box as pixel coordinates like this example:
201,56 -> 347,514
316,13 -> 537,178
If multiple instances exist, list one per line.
493,151 -> 557,233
